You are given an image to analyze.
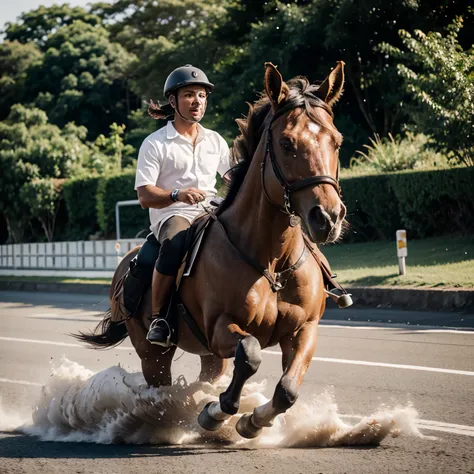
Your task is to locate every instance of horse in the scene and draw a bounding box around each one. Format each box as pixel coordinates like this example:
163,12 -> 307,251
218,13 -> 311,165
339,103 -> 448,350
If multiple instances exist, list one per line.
75,61 -> 347,439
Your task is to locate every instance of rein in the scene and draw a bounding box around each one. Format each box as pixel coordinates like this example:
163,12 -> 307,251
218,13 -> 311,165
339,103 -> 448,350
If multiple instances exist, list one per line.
261,101 -> 341,224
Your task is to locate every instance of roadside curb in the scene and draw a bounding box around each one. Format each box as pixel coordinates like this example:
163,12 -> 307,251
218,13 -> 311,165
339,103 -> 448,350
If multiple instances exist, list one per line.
347,286 -> 473,313
0,281 -> 473,313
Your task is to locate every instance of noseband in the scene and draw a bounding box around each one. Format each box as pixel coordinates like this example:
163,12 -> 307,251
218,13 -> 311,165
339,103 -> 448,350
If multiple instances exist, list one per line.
261,102 -> 341,224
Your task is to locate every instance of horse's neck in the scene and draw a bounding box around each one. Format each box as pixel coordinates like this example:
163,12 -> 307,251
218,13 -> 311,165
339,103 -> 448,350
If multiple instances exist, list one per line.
221,142 -> 304,268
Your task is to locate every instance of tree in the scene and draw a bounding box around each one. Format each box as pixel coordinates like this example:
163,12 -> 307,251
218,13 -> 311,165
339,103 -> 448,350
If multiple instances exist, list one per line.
0,40 -> 42,120
87,123 -> 136,174
20,178 -> 65,243
382,18 -> 474,166
23,20 -> 137,140
3,5 -> 101,49
0,104 -> 92,242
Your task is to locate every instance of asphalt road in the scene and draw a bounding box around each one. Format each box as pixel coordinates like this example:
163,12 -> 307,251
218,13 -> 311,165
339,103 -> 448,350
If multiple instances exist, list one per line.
0,291 -> 473,474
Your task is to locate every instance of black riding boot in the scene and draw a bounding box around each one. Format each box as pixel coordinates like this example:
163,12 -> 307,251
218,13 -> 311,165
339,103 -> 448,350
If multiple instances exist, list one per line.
121,259 -> 152,316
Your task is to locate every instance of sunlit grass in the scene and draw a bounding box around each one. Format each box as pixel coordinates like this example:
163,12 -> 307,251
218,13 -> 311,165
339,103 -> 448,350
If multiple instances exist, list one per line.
321,235 -> 474,288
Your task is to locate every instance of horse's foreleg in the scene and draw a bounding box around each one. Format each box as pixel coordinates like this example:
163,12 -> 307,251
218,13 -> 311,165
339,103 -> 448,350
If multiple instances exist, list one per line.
235,321 -> 319,438
199,354 -> 228,384
125,317 -> 177,387
198,317 -> 262,431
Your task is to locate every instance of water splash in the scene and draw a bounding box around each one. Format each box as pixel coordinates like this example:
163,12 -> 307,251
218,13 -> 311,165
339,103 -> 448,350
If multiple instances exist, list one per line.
5,358 -> 428,447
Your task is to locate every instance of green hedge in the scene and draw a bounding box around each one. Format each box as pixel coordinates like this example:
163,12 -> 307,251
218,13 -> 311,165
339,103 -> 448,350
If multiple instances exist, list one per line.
96,171 -> 149,238
60,167 -> 473,242
63,176 -> 101,240
341,167 -> 474,242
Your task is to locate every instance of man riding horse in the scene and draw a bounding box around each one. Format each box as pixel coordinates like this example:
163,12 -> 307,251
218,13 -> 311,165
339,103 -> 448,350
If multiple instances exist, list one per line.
114,64 -> 230,346
114,63 -> 351,348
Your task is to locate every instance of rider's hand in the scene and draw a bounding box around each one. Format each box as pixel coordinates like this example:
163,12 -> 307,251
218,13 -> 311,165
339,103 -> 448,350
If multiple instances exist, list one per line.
177,187 -> 207,205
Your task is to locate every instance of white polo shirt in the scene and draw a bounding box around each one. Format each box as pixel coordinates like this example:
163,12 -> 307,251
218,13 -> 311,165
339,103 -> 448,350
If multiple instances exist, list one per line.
135,121 -> 230,236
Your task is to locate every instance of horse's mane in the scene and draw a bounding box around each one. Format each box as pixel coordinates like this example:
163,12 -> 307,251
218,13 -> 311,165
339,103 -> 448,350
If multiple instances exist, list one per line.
217,77 -> 333,215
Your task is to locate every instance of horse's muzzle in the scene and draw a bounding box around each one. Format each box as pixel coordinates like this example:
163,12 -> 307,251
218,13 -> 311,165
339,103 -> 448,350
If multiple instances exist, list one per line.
305,204 -> 345,243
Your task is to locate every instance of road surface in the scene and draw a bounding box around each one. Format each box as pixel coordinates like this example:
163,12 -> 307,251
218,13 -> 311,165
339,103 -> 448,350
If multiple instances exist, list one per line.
0,291 -> 473,473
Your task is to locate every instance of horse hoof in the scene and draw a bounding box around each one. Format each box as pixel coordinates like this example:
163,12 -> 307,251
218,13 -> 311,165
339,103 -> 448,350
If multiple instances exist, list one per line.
198,402 -> 224,431
236,414 -> 262,439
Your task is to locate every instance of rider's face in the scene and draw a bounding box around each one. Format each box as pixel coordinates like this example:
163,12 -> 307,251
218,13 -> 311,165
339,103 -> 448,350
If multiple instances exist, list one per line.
175,86 -> 208,122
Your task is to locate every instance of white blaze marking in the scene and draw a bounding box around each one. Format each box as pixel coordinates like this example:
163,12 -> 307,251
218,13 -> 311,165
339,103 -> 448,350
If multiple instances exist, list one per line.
308,122 -> 321,135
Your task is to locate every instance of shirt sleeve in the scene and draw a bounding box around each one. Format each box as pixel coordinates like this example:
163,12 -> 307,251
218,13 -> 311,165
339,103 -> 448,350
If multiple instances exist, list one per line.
217,135 -> 231,177
134,139 -> 162,190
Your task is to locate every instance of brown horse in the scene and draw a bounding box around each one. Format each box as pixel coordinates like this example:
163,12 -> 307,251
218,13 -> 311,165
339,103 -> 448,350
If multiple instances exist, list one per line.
76,62 -> 347,439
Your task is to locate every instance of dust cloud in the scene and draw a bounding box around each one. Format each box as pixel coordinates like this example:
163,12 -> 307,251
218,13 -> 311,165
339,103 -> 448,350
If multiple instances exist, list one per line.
1,358 -> 428,447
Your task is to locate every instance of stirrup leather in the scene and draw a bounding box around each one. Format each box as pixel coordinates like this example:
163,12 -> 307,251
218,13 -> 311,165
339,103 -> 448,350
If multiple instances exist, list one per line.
147,318 -> 173,347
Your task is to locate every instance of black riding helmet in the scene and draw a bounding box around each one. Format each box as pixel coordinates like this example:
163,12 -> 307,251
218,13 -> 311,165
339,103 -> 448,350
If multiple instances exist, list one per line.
163,64 -> 214,98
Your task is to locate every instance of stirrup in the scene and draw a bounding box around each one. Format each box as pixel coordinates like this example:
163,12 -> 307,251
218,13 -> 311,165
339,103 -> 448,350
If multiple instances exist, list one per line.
325,288 -> 353,308
147,318 -> 173,347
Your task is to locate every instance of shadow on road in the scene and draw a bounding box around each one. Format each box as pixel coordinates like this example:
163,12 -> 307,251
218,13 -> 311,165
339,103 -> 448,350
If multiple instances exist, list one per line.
0,433 -> 240,458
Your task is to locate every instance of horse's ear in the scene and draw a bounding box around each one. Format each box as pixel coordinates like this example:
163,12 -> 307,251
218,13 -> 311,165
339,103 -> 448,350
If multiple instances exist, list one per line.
264,62 -> 289,107
315,61 -> 345,107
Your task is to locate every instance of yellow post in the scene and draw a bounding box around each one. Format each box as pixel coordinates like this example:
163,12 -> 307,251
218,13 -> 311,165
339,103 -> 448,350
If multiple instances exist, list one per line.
396,230 -> 407,276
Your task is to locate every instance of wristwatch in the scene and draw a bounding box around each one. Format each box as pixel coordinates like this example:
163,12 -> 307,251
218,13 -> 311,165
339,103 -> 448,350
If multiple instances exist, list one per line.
170,189 -> 180,202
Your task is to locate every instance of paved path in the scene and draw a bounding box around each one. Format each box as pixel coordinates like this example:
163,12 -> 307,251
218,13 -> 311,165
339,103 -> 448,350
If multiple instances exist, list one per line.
0,291 -> 473,473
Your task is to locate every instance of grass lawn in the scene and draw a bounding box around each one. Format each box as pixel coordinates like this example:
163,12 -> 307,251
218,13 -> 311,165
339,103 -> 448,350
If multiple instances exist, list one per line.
321,235 -> 474,289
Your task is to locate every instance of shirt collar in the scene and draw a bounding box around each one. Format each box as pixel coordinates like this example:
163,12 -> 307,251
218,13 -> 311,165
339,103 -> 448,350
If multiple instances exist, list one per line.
166,121 -> 209,143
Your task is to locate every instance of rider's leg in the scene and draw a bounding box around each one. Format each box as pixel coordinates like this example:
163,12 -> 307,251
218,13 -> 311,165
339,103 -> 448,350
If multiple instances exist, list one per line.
147,216 -> 190,346
113,233 -> 160,320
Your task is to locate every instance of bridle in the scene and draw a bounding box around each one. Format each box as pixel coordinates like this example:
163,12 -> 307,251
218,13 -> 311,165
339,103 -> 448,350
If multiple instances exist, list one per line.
261,101 -> 341,224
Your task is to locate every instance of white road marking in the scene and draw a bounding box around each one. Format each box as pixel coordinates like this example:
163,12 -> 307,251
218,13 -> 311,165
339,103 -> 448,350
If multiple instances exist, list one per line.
0,378 -> 42,387
2,336 -> 473,376
263,350 -> 474,376
341,414 -> 474,437
0,336 -> 133,351
320,323 -> 474,334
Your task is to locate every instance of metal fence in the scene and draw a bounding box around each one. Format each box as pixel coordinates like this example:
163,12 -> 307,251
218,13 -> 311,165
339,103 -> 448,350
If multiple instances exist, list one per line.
0,239 -> 144,277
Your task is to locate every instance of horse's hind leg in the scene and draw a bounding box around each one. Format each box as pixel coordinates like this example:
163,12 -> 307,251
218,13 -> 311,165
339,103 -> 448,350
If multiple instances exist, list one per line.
198,318 -> 261,431
199,354 -> 228,384
235,320 -> 319,438
125,317 -> 176,387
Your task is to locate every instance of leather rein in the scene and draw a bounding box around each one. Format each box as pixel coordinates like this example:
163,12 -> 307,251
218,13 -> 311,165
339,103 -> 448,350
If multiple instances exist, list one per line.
211,101 -> 341,293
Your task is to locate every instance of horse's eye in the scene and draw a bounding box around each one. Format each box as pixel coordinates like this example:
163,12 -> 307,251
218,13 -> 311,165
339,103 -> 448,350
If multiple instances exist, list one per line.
280,138 -> 295,153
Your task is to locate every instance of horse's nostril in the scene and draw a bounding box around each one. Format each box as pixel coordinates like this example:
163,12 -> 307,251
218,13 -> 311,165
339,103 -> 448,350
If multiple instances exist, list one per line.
309,205 -> 329,229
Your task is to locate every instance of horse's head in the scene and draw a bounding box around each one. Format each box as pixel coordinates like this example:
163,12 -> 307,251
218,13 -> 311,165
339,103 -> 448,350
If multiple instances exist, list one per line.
262,62 -> 346,244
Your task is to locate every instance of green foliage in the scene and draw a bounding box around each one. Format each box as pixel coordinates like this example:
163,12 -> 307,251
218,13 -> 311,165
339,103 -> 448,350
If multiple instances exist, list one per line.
341,174 -> 402,242
390,167 -> 474,238
4,5 -> 101,49
0,104 -> 92,242
0,41 -> 43,120
63,176 -> 101,240
20,16 -> 137,139
87,123 -> 136,174
350,133 -> 448,173
381,17 -> 474,166
96,172 -> 149,237
341,167 -> 474,242
19,178 -> 64,242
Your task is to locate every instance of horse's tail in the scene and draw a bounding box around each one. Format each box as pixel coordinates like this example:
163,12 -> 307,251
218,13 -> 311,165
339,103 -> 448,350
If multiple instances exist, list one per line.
72,310 -> 129,349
